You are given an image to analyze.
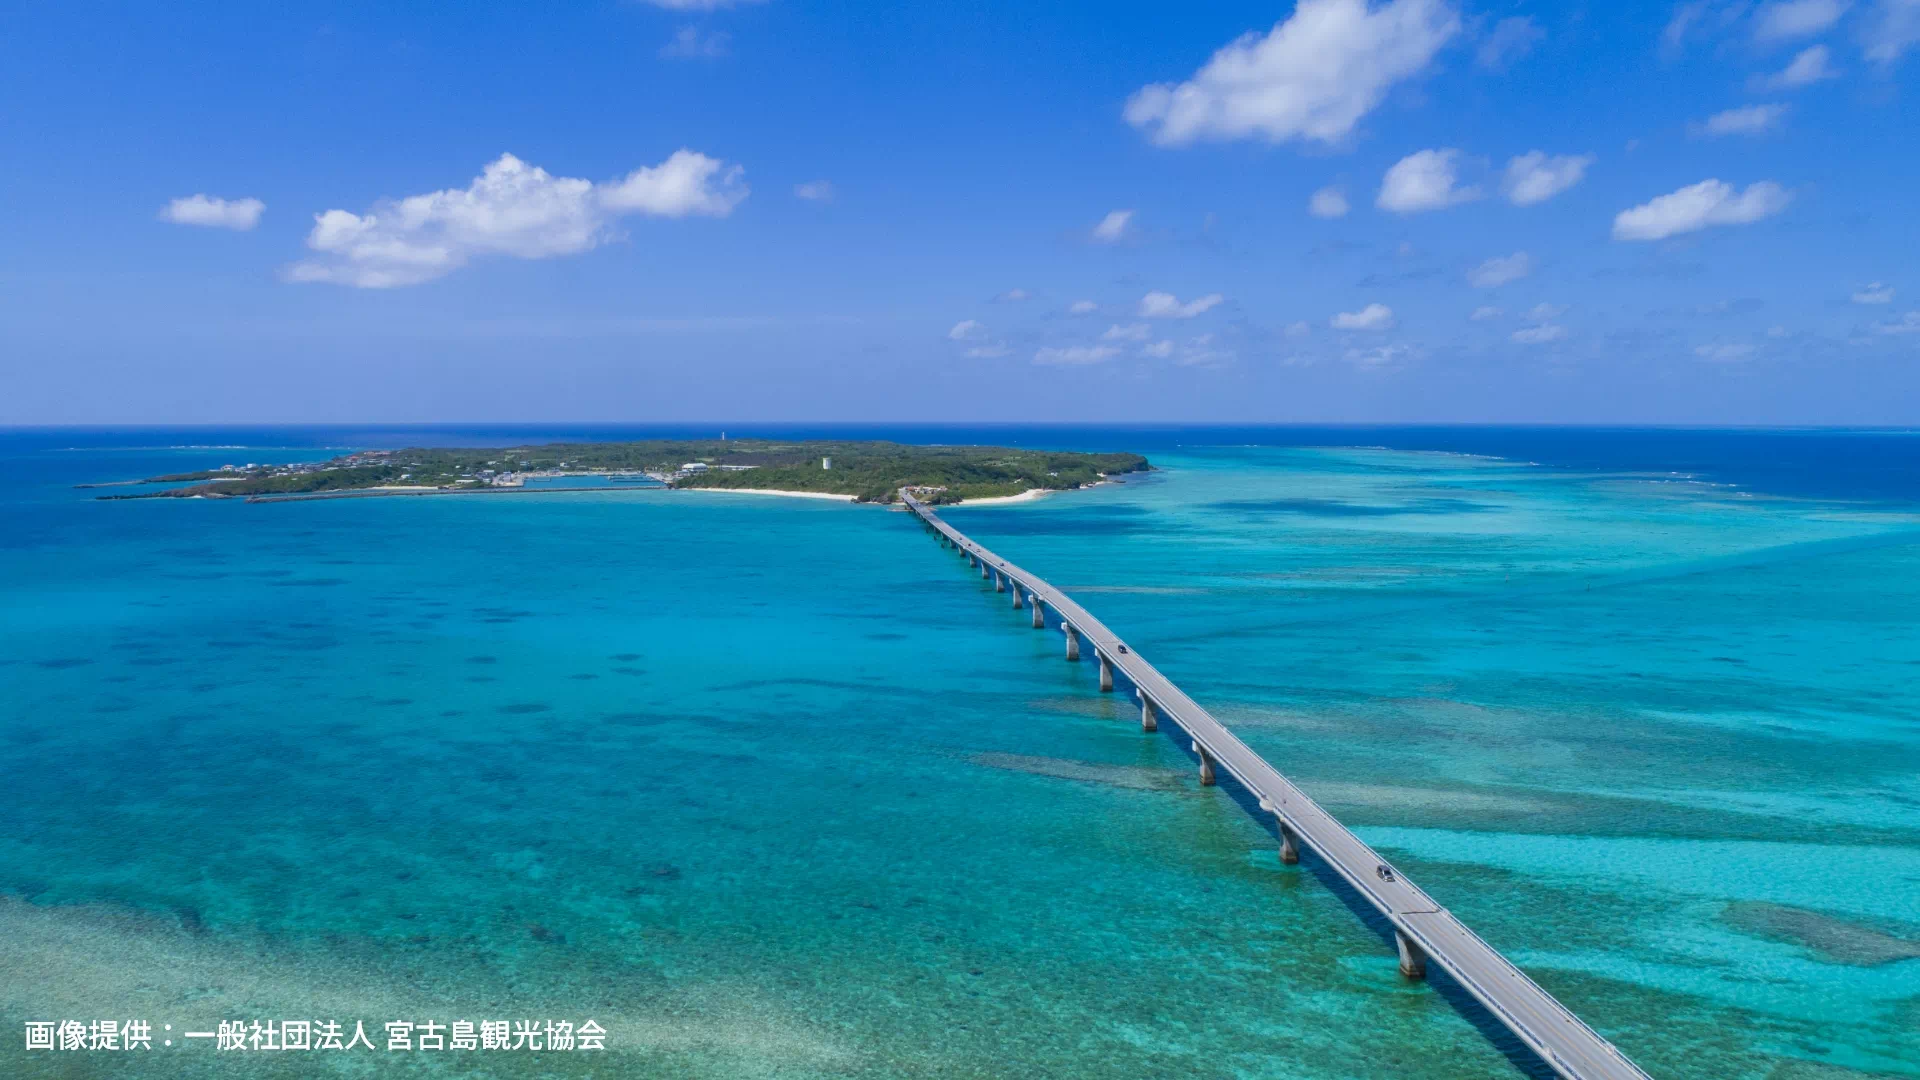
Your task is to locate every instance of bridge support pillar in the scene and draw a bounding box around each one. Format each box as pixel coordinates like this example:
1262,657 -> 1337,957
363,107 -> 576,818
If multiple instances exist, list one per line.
1031,597 -> 1045,629
1396,931 -> 1427,980
1278,823 -> 1299,865
1011,583 -> 1024,609
1193,741 -> 1216,786
1137,690 -> 1157,732
980,561 -> 990,579
1097,651 -> 1113,692
994,572 -> 1005,593
1063,625 -> 1080,661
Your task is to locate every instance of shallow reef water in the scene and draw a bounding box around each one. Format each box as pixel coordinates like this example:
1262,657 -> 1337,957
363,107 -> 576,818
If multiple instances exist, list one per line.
2,427 -> 1917,1078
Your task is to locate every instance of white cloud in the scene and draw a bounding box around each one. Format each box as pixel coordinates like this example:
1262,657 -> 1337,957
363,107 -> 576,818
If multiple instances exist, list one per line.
1468,251 -> 1535,288
1286,320 -> 1313,336
1471,305 -> 1503,320
1865,0 -> 1920,62
160,194 -> 265,231
1309,186 -> 1350,218
289,152 -> 744,288
1502,151 -> 1593,205
1124,0 -> 1460,146
1695,342 -> 1756,360
1612,179 -> 1791,241
1377,149 -> 1480,213
1139,291 -> 1224,318
1768,325 -> 1791,337
1665,0 -> 1761,53
1691,298 -> 1753,316
794,180 -> 835,201
1662,1 -> 1710,53
996,288 -> 1032,302
1176,333 -> 1234,366
1067,300 -> 1099,315
1854,282 -> 1895,303
1754,0 -> 1851,41
1102,322 -> 1153,341
1345,343 -> 1413,368
949,320 -> 1008,357
1668,1 -> 1857,52
1477,16 -> 1544,70
1332,302 -> 1395,330
1527,302 -> 1568,320
597,152 -> 746,216
635,0 -> 766,8
1876,311 -> 1920,334
1511,324 -> 1567,344
1698,103 -> 1788,136
1091,209 -> 1135,242
1142,340 -> 1175,358
1034,344 -> 1121,365
660,26 -> 730,57
1759,44 -> 1840,87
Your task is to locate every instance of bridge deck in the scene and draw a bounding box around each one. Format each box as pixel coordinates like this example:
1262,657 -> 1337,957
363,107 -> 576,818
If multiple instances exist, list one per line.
902,493 -> 1652,1080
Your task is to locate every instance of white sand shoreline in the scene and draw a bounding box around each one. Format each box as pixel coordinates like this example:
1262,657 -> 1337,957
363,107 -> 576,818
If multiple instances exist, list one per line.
949,487 -> 1057,506
678,487 -> 859,502
674,478 -> 1118,506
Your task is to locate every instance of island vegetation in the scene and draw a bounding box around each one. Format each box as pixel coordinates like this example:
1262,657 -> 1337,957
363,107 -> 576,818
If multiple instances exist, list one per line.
103,439 -> 1151,504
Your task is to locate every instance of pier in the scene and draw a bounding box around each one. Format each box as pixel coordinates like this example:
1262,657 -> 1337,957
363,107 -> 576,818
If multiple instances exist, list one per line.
902,492 -> 1653,1080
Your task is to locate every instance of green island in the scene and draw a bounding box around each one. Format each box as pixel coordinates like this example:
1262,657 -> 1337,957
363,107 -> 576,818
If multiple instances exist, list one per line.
102,439 -> 1151,505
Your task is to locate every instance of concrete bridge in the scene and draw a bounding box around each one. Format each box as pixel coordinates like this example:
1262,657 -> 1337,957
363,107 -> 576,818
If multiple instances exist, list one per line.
901,492 -> 1653,1080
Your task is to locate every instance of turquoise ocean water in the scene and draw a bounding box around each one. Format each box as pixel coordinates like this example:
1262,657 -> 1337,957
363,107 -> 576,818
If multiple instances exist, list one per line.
2,427 -> 1917,1079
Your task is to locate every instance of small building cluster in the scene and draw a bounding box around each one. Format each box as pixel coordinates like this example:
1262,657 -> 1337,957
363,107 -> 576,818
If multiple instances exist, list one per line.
663,461 -> 758,480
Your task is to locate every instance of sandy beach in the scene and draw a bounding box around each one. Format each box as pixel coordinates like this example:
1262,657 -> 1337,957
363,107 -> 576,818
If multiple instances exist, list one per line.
953,487 -> 1057,506
680,487 -> 860,502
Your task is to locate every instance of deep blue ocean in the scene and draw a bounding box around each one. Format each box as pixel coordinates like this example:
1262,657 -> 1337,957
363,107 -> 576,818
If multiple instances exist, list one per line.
3,426 -> 1917,1079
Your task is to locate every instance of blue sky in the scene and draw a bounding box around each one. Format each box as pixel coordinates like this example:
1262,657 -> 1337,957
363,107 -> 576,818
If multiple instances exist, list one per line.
3,0 -> 1918,425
